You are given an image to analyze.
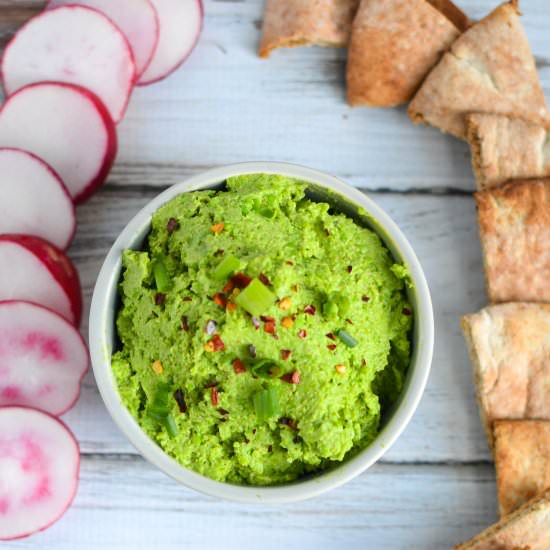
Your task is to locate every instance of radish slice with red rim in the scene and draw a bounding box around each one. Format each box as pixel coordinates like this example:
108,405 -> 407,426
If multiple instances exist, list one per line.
46,0 -> 160,78
0,149 -> 75,250
0,82 -> 117,204
0,301 -> 88,415
1,5 -> 136,122
0,235 -> 82,326
138,0 -> 203,86
0,407 -> 79,541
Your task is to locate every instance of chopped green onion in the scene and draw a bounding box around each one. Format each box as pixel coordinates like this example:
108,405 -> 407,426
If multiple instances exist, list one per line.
213,254 -> 241,280
163,414 -> 179,438
235,278 -> 276,317
337,329 -> 358,348
153,257 -> 171,292
251,359 -> 281,379
253,387 -> 280,422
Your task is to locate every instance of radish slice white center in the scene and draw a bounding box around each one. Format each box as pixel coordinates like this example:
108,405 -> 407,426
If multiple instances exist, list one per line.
1,5 -> 136,122
0,83 -> 116,204
0,301 -> 89,416
138,0 -> 203,85
47,0 -> 159,78
0,407 -> 79,541
0,241 -> 73,324
0,149 -> 75,250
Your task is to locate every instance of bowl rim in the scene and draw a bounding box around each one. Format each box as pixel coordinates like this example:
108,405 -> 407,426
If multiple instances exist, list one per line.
89,161 -> 434,503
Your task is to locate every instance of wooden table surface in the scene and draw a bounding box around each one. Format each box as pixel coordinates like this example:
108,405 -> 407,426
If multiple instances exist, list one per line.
3,0 -> 549,548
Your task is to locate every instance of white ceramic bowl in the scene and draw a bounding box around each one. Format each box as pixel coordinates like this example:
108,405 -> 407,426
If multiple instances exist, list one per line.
90,162 -> 434,503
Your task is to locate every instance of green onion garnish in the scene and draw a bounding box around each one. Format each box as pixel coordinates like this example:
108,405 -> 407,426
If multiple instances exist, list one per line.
153,257 -> 171,292
163,414 -> 179,438
251,359 -> 281,379
213,254 -> 241,280
337,329 -> 357,348
235,278 -> 276,316
253,387 -> 280,422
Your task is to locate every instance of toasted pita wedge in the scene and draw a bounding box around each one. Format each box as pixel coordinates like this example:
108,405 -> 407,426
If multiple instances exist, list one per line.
346,0 -> 464,107
259,0 -> 359,58
467,114 -> 550,190
461,303 -> 550,448
409,1 -> 548,139
454,489 -> 550,549
426,0 -> 470,31
494,420 -> 550,517
475,179 -> 550,303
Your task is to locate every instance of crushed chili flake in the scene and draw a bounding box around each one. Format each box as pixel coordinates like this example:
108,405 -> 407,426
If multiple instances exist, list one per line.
298,329 -> 307,339
230,272 -> 252,289
279,417 -> 297,430
285,260 -> 294,266
211,223 -> 225,234
264,321 -> 276,334
174,389 -> 187,413
278,297 -> 292,310
281,316 -> 294,328
259,273 -> 272,286
232,358 -> 246,374
155,293 -> 166,306
260,315 -> 275,323
326,332 -> 336,341
346,318 -> 353,325
211,386 -> 219,406
222,280 -> 234,293
213,292 -> 227,308
304,305 -> 316,315
226,302 -> 237,312
402,307 -> 412,316
151,360 -> 163,375
281,349 -> 292,361
248,344 -> 257,358
205,335 -> 225,352
219,408 -> 229,416
362,295 -> 370,303
282,371 -> 300,384
180,316 -> 190,332
327,344 -> 337,351
347,265 -> 353,273
166,217 -> 179,234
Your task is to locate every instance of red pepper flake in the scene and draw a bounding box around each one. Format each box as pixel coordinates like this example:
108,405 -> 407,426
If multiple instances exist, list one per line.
223,280 -> 234,293
346,318 -> 353,325
205,335 -> 225,352
281,371 -> 300,384
281,349 -> 292,361
167,217 -> 179,234
259,273 -> 272,286
211,223 -> 225,235
174,389 -> 187,413
180,316 -> 189,332
362,295 -> 370,303
232,358 -> 246,374
219,408 -> 229,416
211,386 -> 219,406
285,260 -> 294,266
326,332 -> 336,341
226,302 -> 237,312
260,315 -> 275,323
402,307 -> 412,316
327,344 -> 337,351
304,305 -> 316,315
347,265 -> 353,273
298,329 -> 307,339
230,272 -> 252,289
213,292 -> 227,308
155,293 -> 166,305
264,321 -> 276,334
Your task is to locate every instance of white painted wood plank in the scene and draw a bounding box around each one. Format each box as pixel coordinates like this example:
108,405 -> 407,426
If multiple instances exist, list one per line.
2,458 -> 499,550
65,187 -> 490,462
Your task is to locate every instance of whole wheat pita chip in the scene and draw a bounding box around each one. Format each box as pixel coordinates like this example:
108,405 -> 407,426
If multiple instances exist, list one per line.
494,420 -> 550,517
454,489 -> 550,549
461,303 -> 550,448
408,1 -> 549,139
259,0 -> 359,58
467,114 -> 550,190
475,178 -> 550,303
346,0 -> 464,107
427,0 -> 470,31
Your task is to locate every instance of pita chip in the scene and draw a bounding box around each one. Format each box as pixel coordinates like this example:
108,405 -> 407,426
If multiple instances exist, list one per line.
346,0 -> 465,107
494,420 -> 550,517
467,114 -> 550,190
426,0 -> 470,31
409,1 -> 549,139
475,178 -> 550,303
259,0 -> 359,58
454,489 -> 550,549
461,303 -> 550,447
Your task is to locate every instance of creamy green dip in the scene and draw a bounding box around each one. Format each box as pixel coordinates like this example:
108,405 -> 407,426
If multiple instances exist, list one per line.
112,174 -> 412,485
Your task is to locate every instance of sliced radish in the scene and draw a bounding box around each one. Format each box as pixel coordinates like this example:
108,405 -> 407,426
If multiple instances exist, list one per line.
0,82 -> 117,204
0,406 -> 79,541
138,0 -> 203,86
1,5 -> 136,122
46,0 -> 160,78
0,235 -> 82,326
0,149 -> 75,250
0,301 -> 88,416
